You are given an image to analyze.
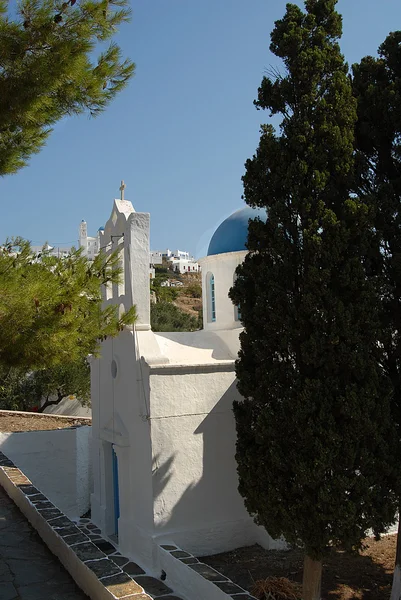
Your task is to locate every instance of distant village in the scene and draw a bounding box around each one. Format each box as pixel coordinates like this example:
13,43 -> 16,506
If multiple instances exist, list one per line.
32,218 -> 201,283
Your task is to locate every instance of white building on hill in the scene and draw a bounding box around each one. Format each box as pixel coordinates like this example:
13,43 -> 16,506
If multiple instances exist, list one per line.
31,244 -> 73,258
79,220 -> 102,260
150,249 -> 200,274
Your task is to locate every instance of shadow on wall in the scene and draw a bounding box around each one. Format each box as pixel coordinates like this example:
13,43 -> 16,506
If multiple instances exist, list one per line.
151,381 -> 263,555
154,330 -> 239,361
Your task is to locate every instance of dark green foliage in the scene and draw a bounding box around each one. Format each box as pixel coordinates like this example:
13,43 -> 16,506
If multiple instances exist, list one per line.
0,359 -> 90,411
230,0 -> 399,561
151,302 -> 199,332
352,35 -> 401,585
0,0 -> 134,175
151,275 -> 179,302
0,365 -> 33,411
352,33 -> 401,424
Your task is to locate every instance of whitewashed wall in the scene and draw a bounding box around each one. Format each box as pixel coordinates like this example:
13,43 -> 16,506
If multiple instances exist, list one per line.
43,396 -> 92,417
0,426 -> 92,518
90,198 -> 283,578
199,250 -> 246,331
148,363 -> 270,555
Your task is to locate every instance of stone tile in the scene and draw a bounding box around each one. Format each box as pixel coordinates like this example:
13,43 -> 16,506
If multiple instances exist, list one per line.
122,561 -> 145,576
38,508 -> 63,520
160,544 -> 177,551
56,525 -> 82,538
101,572 -> 143,597
0,582 -> 18,600
110,555 -> 130,567
7,558 -> 60,585
2,467 -> 19,475
135,575 -> 173,597
86,522 -> 97,529
64,532 -> 89,545
121,596 -> 152,600
179,557 -> 199,565
85,558 -> 122,578
92,527 -> 101,534
93,539 -> 117,555
79,518 -> 90,523
0,486 -> 87,599
215,580 -> 247,594
48,515 -> 73,528
0,560 -> 13,582
170,550 -> 191,559
154,597 -> 184,600
9,475 -> 30,485
0,459 -> 14,467
88,533 -> 102,540
32,500 -> 54,510
189,562 -> 228,581
17,484 -> 40,496
17,581 -> 86,600
73,541 -> 105,561
30,494 -> 48,503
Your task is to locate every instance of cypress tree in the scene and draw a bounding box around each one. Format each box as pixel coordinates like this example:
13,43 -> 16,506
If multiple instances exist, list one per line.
230,3 -> 399,598
352,32 -> 401,600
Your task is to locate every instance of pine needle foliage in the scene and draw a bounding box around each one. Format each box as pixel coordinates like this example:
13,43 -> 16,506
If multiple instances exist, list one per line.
0,0 -> 134,175
229,0 -> 400,566
0,238 -> 137,370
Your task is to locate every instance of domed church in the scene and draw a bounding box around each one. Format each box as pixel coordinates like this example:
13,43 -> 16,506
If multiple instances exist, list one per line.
90,197 -> 280,577
200,206 -> 267,331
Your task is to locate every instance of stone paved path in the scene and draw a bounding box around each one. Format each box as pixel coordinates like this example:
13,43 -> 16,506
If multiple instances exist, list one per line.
0,485 -> 89,600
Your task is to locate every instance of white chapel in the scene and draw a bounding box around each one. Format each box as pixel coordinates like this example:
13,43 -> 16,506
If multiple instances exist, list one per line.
90,194 -> 279,576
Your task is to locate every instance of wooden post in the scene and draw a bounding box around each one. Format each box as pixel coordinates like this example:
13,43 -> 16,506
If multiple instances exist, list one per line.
303,554 -> 322,600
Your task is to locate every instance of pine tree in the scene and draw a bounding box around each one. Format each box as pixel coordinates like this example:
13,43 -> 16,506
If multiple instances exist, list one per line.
230,3 -> 400,598
0,239 -> 136,370
0,359 -> 90,412
0,0 -> 134,175
352,31 -> 401,600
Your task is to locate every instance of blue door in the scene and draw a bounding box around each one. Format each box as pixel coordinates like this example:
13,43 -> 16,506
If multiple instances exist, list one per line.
112,446 -> 120,535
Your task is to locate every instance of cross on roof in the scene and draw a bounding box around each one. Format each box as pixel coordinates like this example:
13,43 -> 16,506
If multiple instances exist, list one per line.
119,180 -> 126,201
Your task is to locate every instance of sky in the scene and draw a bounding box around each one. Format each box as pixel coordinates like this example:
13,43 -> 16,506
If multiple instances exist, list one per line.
1,0 -> 401,258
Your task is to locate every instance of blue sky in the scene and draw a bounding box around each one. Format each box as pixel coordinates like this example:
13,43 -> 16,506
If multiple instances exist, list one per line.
1,0 -> 401,257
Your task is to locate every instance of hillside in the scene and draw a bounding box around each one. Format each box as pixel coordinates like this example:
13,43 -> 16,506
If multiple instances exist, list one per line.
173,272 -> 202,318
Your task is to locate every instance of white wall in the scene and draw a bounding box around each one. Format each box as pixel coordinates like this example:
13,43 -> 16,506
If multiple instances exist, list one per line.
199,251 -> 246,331
44,396 -> 92,417
0,426 -> 91,518
148,364 -> 271,555
90,199 -> 283,576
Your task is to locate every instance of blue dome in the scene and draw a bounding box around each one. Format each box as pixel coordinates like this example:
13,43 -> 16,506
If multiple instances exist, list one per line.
98,226 -> 105,231
207,206 -> 267,256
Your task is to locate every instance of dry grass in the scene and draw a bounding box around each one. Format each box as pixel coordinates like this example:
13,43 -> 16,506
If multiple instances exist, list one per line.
0,412 -> 91,432
252,577 -> 302,600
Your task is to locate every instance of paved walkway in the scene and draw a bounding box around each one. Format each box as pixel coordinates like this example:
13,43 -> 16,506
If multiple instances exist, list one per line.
0,486 -> 88,600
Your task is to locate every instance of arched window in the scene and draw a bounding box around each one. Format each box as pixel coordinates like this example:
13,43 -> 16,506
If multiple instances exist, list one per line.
206,272 -> 216,323
236,303 -> 242,322
233,274 -> 241,322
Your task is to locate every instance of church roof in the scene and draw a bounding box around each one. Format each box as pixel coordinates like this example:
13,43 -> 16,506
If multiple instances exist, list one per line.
207,206 -> 267,256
